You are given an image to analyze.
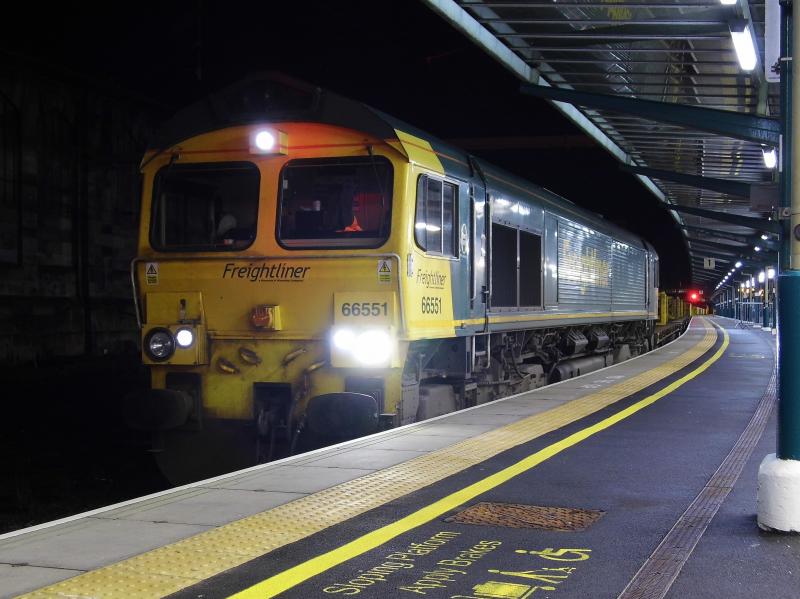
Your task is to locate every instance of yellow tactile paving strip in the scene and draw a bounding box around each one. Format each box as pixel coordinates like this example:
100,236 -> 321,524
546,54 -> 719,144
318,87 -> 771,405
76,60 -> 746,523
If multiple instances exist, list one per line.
19,320 -> 717,599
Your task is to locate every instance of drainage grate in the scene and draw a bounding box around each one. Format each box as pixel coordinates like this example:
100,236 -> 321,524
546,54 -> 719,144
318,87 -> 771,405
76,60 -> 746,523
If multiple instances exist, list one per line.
445,502 -> 604,531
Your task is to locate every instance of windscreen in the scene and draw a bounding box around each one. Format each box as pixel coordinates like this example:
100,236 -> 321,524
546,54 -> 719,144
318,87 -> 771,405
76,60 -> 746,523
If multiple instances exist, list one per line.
278,156 -> 392,248
150,162 -> 260,251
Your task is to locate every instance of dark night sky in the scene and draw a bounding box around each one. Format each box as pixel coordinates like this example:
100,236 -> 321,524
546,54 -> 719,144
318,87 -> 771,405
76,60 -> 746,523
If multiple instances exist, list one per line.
5,0 -> 690,286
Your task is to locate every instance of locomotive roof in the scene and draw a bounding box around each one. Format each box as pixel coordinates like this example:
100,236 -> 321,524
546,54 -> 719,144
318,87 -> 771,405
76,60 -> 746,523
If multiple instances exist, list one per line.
153,73 -> 648,250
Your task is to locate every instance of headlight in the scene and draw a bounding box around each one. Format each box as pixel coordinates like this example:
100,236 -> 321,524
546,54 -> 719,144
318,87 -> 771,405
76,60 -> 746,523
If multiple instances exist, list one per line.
333,328 -> 357,351
353,330 -> 393,366
144,328 -> 175,361
175,328 -> 194,348
331,327 -> 394,367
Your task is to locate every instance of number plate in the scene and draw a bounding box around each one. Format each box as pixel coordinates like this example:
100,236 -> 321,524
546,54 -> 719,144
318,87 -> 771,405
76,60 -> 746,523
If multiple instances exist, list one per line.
334,292 -> 396,325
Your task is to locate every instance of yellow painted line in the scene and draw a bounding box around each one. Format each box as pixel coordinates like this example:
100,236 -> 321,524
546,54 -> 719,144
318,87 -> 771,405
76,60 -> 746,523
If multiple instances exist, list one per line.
408,310 -> 650,330
233,321 -> 728,598
21,320 -> 718,599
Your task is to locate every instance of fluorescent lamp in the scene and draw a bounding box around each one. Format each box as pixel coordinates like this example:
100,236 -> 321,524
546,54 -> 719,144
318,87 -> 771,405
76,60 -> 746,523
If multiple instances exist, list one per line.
729,21 -> 757,71
761,234 -> 769,240
762,147 -> 777,169
754,245 -> 762,252
735,261 -> 742,268
720,0 -> 737,5
758,271 -> 766,283
768,267 -> 776,279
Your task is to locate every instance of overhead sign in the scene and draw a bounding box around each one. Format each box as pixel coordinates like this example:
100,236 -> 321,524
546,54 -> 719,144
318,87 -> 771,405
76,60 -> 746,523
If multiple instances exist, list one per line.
703,257 -> 716,270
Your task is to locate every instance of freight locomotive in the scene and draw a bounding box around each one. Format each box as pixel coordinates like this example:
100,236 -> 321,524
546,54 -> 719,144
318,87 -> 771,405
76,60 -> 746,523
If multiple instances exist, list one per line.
126,75 -> 659,482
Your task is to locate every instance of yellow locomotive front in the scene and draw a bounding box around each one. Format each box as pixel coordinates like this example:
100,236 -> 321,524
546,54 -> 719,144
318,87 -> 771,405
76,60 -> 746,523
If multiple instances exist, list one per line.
129,121 -> 418,481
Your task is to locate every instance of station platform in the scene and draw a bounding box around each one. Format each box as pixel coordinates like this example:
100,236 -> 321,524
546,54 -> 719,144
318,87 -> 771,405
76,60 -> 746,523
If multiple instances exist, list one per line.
1,317 -> 796,599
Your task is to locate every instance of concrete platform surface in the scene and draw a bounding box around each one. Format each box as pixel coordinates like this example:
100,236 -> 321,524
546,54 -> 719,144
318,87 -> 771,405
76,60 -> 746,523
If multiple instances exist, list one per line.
1,317 -> 793,599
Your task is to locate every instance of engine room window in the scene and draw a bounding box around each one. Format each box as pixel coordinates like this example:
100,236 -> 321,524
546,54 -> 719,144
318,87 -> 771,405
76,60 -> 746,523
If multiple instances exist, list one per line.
491,223 -> 517,307
519,230 -> 542,306
278,156 -> 392,248
415,175 -> 457,257
151,162 -> 260,251
491,224 -> 542,308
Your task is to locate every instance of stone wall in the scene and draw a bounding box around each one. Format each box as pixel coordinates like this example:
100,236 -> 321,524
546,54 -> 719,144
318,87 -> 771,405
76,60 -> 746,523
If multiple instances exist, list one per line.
0,61 -> 156,363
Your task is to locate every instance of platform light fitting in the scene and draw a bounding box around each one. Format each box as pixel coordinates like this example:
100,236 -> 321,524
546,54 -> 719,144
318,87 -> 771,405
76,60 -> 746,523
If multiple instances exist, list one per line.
729,20 -> 757,71
720,0 -> 737,4
754,245 -> 762,252
735,261 -> 743,268
768,267 -> 776,279
762,147 -> 777,169
759,271 -> 766,283
761,234 -> 769,240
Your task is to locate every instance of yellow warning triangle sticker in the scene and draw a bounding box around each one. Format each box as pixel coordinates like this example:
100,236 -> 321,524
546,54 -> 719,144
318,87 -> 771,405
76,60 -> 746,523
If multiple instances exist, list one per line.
146,264 -> 158,275
378,261 -> 391,272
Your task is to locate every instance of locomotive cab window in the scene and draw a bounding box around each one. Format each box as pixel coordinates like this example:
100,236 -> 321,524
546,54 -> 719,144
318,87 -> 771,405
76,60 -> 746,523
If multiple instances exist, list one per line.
151,162 -> 260,251
278,156 -> 392,248
415,175 -> 457,257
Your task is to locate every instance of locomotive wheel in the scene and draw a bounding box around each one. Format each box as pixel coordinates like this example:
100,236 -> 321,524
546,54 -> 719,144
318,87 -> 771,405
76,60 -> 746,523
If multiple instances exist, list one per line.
152,422 -> 257,486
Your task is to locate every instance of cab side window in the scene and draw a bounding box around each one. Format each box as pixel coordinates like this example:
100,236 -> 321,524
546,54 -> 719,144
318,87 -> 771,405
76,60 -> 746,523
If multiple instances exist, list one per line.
415,175 -> 457,257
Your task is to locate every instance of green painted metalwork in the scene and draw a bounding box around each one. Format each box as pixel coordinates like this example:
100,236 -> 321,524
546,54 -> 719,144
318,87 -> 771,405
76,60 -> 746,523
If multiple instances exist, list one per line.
781,2 -> 793,273
668,204 -> 781,232
620,164 -> 751,198
778,272 -> 800,459
777,2 -> 798,461
682,226 -> 779,249
519,83 -> 781,145
686,238 -> 758,253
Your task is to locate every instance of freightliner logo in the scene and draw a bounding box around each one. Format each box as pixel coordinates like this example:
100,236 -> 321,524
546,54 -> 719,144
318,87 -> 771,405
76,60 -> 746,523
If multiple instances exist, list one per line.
222,262 -> 310,282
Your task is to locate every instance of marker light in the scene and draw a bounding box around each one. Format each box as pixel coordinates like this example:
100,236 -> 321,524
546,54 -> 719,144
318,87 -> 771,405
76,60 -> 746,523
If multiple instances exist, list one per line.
768,267 -> 776,279
762,147 -> 777,169
254,131 -> 275,151
729,21 -> 757,71
175,328 -> 194,348
250,128 -> 288,155
735,261 -> 743,268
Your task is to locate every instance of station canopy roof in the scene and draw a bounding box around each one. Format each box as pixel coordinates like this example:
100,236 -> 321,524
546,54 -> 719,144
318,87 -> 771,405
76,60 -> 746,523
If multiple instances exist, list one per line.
423,0 -> 781,295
